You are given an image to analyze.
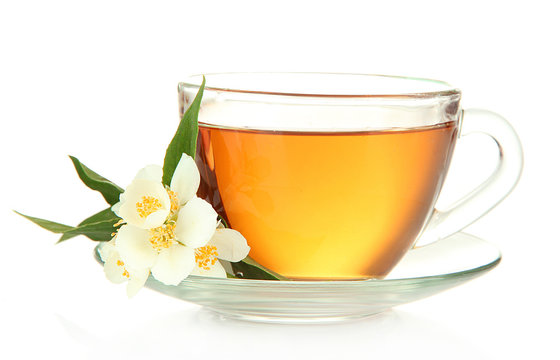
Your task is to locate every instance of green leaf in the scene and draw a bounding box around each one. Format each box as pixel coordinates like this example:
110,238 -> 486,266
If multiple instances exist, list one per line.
69,156 -> 124,205
217,214 -> 229,228
16,210 -> 119,243
58,207 -> 119,242
15,211 -> 74,233
162,77 -> 206,186
78,207 -> 118,224
57,219 -> 117,243
231,256 -> 289,281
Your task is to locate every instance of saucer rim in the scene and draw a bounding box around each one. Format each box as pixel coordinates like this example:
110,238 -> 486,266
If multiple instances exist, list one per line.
94,231 -> 501,288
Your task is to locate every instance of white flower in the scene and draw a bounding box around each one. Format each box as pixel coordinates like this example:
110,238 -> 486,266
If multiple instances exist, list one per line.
112,154 -> 250,286
99,238 -> 150,298
115,197 -> 219,285
116,216 -> 250,284
191,227 -> 251,278
112,153 -> 200,229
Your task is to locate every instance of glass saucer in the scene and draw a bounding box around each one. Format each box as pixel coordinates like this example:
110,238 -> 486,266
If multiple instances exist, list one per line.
95,232 -> 500,324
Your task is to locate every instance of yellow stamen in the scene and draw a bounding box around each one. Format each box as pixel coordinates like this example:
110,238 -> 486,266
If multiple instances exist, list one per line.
167,189 -> 179,215
136,196 -> 163,218
111,220 -> 125,237
195,246 -> 219,271
115,260 -> 129,278
149,222 -> 177,252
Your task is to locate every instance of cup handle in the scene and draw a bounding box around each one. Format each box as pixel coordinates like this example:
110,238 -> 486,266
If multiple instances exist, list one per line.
414,109 -> 524,247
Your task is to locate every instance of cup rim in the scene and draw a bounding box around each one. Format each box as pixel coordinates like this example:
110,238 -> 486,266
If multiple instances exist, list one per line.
179,72 -> 461,99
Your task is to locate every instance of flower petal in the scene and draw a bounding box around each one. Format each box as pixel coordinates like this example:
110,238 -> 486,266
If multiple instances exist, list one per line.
151,244 -> 195,285
134,164 -> 163,182
115,225 -> 158,270
143,209 -> 170,229
99,238 -> 117,262
117,179 -> 171,229
191,260 -> 227,278
175,197 -> 218,249
170,154 -> 200,205
103,252 -> 128,284
126,267 -> 150,298
208,228 -> 250,262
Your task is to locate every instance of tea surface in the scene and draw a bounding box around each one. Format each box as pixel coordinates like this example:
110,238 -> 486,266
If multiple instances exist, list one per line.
197,122 -> 458,279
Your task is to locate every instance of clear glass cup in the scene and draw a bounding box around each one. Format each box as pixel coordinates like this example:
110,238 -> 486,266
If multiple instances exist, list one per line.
178,73 -> 523,280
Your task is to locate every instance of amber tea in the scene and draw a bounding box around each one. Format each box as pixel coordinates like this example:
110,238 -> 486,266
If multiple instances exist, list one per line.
196,122 -> 458,279
181,72 -> 522,281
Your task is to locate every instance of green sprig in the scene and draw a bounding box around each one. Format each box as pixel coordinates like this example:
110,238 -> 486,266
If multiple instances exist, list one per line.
162,76 -> 206,186
17,78 -> 285,281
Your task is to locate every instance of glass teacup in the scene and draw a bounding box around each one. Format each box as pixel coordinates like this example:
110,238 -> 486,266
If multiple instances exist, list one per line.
178,73 -> 522,280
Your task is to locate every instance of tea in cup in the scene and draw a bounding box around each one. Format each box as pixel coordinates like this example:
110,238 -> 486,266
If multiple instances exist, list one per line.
179,73 -> 522,280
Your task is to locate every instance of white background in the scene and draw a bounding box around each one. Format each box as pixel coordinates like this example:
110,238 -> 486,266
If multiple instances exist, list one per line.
1,0 -> 558,359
